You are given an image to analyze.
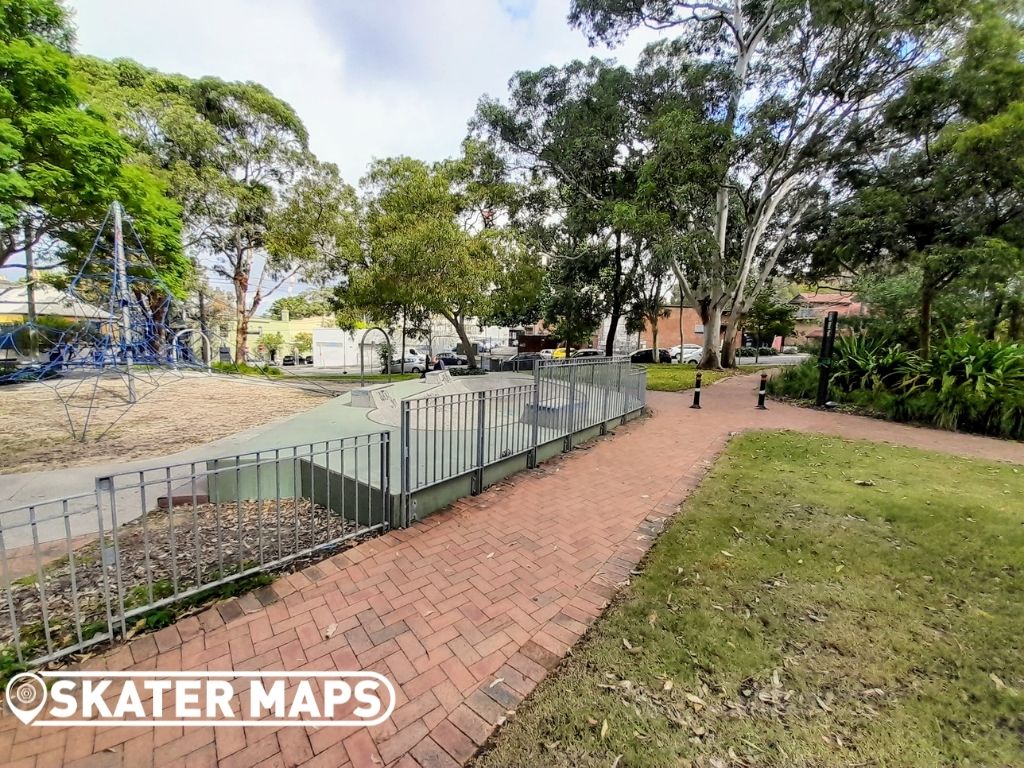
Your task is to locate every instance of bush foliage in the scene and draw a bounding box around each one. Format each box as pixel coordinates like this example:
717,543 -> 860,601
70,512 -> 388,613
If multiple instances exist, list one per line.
769,335 -> 1024,440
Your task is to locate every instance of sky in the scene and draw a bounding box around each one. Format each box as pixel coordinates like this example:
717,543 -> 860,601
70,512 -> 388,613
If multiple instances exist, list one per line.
65,0 -> 666,305
68,0 -> 664,184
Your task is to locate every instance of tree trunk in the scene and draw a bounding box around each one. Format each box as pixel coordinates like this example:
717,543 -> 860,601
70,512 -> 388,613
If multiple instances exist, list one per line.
604,306 -> 621,357
451,316 -> 476,368
919,283 -> 934,358
677,299 -> 684,354
24,223 -> 38,358
232,257 -> 248,362
699,304 -> 724,369
651,317 -> 659,362
721,333 -> 736,368
987,295 -> 1004,340
235,316 -> 248,363
1008,297 -> 1023,340
721,312 -> 744,369
604,231 -> 624,356
401,310 -> 407,374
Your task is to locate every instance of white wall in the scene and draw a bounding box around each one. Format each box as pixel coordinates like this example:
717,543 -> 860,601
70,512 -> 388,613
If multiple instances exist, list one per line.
312,328 -> 386,370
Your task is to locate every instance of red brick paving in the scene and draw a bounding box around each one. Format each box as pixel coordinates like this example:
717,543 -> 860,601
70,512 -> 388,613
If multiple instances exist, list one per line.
2,373 -> 1022,768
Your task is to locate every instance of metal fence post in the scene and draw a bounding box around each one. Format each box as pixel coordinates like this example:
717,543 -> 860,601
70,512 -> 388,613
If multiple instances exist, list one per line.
565,363 -> 578,452
618,363 -> 627,425
600,363 -> 611,435
380,431 -> 391,530
474,390 -> 487,494
400,401 -> 411,527
95,475 -> 126,637
529,365 -> 541,468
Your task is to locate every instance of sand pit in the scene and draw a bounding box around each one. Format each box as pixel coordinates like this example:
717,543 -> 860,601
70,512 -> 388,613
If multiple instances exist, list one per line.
0,374 -> 329,473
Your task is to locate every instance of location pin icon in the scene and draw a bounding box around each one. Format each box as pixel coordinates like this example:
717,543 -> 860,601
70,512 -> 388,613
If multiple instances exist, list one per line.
5,673 -> 47,725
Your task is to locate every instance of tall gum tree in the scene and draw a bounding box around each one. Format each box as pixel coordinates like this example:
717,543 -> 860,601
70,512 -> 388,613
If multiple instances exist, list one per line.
353,156 -> 498,369
1,3 -> 185,291
72,58 -> 348,360
473,60 -> 652,355
571,0 -> 976,367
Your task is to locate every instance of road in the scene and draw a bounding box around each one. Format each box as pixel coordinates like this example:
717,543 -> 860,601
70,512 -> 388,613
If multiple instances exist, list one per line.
735,353 -> 809,366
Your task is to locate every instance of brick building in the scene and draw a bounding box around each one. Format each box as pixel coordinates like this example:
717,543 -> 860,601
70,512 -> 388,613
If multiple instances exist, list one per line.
791,292 -> 866,343
638,305 -> 727,350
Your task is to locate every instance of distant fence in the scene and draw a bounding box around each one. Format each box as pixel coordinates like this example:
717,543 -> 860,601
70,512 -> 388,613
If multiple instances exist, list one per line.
1,357 -> 645,667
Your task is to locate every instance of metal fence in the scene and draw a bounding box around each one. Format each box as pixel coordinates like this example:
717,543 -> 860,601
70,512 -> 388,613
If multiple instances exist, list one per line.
399,357 -> 645,525
1,357 -> 646,667
0,432 -> 390,666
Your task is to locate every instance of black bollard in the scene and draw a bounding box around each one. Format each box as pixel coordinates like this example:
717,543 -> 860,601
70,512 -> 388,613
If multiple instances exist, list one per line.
690,371 -> 702,409
756,372 -> 768,410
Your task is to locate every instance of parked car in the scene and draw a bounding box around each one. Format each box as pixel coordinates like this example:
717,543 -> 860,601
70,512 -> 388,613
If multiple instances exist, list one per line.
670,344 -> 702,360
436,351 -> 468,367
302,355 -> 313,365
630,348 -> 672,364
501,352 -> 542,371
551,347 -> 569,359
382,354 -> 426,374
571,348 -> 603,358
538,349 -> 554,360
281,354 -> 296,366
676,346 -> 703,366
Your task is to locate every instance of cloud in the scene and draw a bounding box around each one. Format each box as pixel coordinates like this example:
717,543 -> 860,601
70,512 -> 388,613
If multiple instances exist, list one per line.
68,0 -> 664,184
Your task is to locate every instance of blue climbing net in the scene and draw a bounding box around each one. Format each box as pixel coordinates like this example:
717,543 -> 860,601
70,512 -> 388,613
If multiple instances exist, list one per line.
1,204 -> 213,440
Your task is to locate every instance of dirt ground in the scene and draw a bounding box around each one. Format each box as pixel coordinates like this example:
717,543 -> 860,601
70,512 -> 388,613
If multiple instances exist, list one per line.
0,372 -> 331,473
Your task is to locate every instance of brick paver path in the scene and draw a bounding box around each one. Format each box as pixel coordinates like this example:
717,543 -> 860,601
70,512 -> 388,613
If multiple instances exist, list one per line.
3,374 -> 1022,768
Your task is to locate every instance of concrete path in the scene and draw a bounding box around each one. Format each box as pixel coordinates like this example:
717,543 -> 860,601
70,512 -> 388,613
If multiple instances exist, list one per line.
2,374 -> 1021,768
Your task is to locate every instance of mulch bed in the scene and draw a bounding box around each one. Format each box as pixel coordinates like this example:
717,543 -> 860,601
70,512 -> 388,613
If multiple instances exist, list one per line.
1,497 -> 369,654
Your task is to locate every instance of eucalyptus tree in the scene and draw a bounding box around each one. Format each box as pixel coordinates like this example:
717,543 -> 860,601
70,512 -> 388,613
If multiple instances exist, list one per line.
74,58 -> 354,359
1,3 -> 184,291
801,8 -> 1024,354
474,59 -> 655,355
571,0 -> 976,367
351,156 -> 495,368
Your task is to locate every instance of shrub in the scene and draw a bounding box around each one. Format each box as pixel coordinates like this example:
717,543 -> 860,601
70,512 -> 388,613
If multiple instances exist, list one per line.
913,336 -> 1024,438
778,335 -> 1024,440
766,358 -> 822,400
831,335 -> 922,393
211,361 -> 283,377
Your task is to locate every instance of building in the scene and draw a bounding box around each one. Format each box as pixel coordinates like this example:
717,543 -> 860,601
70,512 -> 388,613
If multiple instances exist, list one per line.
790,292 -> 866,344
0,279 -> 108,325
638,305 -> 728,351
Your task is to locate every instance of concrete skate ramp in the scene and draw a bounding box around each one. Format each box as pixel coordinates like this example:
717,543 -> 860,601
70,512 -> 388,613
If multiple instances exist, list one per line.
364,370 -> 527,428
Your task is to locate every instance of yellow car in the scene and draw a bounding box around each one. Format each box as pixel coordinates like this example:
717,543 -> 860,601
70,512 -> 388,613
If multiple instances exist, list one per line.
552,347 -> 568,359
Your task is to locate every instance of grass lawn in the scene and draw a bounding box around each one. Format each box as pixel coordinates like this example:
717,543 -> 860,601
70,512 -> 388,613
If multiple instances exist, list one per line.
475,432 -> 1024,767
643,364 -> 760,392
